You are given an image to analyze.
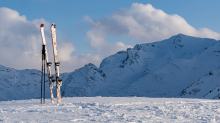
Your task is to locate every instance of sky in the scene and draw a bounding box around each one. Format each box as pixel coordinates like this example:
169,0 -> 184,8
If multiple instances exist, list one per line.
0,0 -> 220,73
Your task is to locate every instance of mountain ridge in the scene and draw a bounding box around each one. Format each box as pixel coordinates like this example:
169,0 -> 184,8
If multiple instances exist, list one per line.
1,33 -> 220,101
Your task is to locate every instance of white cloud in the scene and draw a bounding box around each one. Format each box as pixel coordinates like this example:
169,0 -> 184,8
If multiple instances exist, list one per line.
0,7 -> 101,73
0,7 -> 42,69
58,41 -> 76,62
84,16 -> 133,57
85,3 -> 220,46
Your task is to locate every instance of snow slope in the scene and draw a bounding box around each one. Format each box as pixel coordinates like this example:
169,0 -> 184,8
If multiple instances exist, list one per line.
61,34 -> 220,98
1,97 -> 220,122
1,34 -> 220,101
0,65 -> 51,101
179,66 -> 220,99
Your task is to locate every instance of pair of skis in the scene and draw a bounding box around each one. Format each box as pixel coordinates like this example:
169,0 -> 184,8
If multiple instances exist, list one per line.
40,23 -> 62,103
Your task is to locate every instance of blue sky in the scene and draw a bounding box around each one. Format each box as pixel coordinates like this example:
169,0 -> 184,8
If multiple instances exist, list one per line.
0,0 -> 220,72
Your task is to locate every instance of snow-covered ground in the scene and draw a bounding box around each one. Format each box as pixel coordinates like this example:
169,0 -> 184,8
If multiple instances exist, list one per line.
0,97 -> 220,122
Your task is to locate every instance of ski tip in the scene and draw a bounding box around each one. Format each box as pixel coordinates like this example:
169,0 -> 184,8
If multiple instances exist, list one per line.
51,23 -> 56,28
40,23 -> 44,27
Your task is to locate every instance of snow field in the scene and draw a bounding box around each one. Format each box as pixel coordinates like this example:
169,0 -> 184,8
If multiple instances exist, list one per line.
0,97 -> 220,122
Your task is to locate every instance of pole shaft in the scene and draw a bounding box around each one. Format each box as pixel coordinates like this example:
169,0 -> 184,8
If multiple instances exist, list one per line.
44,60 -> 45,103
41,55 -> 43,104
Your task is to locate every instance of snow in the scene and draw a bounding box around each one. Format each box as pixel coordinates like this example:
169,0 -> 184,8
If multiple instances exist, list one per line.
1,97 -> 220,122
2,34 -> 220,101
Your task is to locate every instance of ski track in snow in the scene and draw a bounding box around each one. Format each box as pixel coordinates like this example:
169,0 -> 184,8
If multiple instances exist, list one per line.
0,97 -> 220,122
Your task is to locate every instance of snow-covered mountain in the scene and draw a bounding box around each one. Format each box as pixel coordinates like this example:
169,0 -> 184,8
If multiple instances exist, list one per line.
62,34 -> 220,98
1,34 -> 220,101
0,65 -> 47,101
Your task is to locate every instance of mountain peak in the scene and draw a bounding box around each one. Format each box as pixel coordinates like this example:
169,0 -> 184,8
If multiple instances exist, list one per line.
1,34 -> 220,101
170,33 -> 192,40
84,63 -> 97,68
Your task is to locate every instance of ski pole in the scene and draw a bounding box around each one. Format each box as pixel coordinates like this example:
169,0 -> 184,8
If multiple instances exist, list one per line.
42,45 -> 46,104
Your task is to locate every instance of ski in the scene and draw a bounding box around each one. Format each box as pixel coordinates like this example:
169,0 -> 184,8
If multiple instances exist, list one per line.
40,23 -> 54,103
51,23 -> 62,103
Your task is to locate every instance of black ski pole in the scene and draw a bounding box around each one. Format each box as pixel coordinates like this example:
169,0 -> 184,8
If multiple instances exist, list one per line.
44,58 -> 45,103
42,45 -> 46,104
44,58 -> 46,103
